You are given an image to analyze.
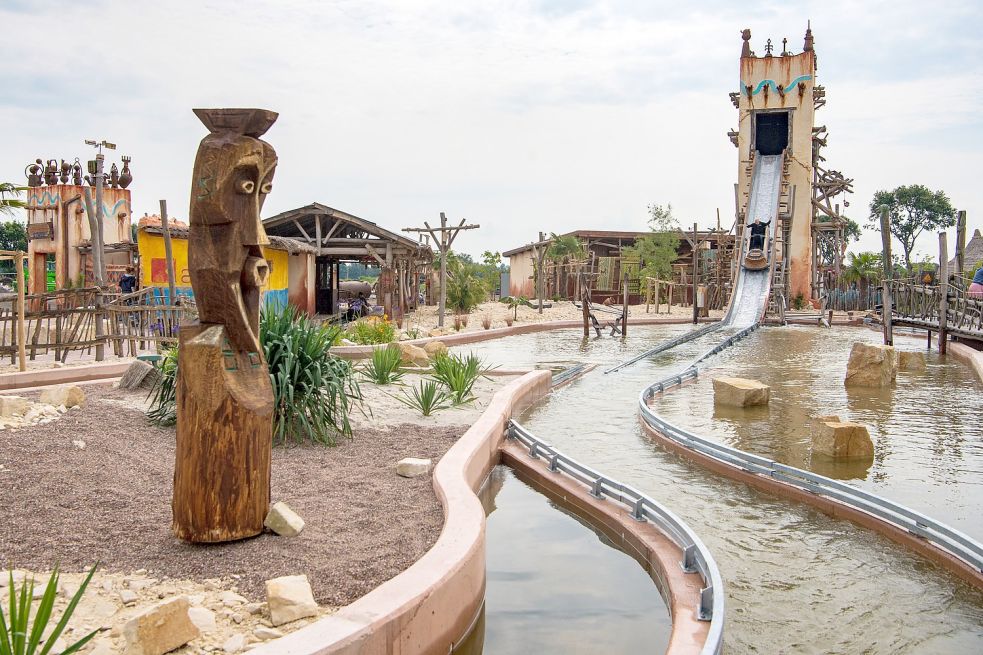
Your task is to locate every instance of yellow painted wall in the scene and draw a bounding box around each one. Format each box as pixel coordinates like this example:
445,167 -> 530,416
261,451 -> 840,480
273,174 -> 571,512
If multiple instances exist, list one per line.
136,229 -> 288,293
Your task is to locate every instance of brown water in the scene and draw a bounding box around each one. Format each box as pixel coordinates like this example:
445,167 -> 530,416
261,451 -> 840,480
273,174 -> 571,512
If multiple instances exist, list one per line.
455,325 -> 983,654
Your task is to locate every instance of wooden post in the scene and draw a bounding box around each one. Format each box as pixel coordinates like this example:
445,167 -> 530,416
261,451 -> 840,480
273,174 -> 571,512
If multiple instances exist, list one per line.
655,279 -> 661,314
879,205 -> 893,345
621,271 -> 629,336
160,200 -> 177,305
645,278 -> 651,313
691,222 -> 699,325
537,232 -> 546,314
938,231 -> 949,354
16,252 -> 26,372
402,213 -> 479,327
581,271 -> 590,337
955,210 -> 966,279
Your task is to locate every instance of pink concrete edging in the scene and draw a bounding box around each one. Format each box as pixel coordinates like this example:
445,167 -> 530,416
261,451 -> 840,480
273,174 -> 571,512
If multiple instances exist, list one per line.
0,361 -> 133,391
949,342 -> 983,382
330,316 -> 704,360
250,370 -> 553,655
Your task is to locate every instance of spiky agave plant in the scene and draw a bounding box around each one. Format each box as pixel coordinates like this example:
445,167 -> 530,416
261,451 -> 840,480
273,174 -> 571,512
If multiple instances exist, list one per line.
0,565 -> 98,655
393,379 -> 452,417
361,345 -> 404,385
429,351 -> 491,405
146,346 -> 178,426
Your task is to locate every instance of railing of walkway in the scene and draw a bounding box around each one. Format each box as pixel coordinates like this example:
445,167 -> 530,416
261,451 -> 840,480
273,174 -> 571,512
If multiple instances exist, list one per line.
638,357 -> 983,582
507,420 -> 725,655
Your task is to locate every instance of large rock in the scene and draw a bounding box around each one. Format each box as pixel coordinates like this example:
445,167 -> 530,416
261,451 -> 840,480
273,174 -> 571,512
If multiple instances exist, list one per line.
265,575 -> 318,627
844,342 -> 897,387
187,606 -> 216,633
396,457 -> 432,478
712,377 -> 770,407
813,421 -> 875,459
397,342 -> 429,367
0,396 -> 30,417
118,360 -> 161,391
264,501 -> 305,537
39,384 -> 85,409
423,340 -> 448,358
121,596 -> 200,655
898,350 -> 926,372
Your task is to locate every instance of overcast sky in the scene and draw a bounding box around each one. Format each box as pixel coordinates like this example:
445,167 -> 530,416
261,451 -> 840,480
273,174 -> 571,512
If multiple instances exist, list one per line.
3,0 -> 981,261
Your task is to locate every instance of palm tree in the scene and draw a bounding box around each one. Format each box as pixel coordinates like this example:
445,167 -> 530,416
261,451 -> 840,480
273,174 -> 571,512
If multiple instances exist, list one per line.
0,183 -> 27,217
547,233 -> 584,299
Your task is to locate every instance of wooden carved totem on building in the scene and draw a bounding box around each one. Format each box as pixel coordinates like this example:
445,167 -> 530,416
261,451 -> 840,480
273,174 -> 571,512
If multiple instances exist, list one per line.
172,108 -> 278,543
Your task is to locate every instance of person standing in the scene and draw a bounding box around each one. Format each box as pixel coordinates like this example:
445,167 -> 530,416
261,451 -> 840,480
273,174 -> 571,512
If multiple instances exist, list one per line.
969,265 -> 983,299
119,266 -> 137,295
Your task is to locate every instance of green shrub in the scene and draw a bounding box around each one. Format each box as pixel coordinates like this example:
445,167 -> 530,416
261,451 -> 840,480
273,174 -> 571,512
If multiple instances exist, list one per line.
146,347 -> 178,426
446,270 -> 486,314
0,564 -> 99,655
147,305 -> 360,446
362,345 -> 404,385
430,351 -> 490,405
792,292 -> 808,310
345,316 -> 397,344
394,379 -> 452,416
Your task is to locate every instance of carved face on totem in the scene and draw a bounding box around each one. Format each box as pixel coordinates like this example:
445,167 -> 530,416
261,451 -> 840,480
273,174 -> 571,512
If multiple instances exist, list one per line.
189,108 -> 279,354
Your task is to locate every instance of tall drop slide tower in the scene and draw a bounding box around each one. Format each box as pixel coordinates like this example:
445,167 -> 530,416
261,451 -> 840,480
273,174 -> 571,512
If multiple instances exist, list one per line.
728,24 -> 853,310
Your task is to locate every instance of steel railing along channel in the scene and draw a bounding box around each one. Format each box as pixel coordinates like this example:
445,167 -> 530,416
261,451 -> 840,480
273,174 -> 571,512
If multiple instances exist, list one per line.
506,420 -> 725,655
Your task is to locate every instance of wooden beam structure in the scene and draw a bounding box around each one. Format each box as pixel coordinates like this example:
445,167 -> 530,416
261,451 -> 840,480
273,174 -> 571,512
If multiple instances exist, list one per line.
403,213 -> 479,327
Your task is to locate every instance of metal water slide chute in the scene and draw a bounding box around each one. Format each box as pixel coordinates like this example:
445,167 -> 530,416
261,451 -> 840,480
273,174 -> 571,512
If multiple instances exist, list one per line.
605,152 -> 783,373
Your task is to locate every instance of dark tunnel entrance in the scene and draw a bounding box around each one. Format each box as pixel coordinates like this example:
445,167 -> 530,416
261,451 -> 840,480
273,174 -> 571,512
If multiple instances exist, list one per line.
754,112 -> 789,156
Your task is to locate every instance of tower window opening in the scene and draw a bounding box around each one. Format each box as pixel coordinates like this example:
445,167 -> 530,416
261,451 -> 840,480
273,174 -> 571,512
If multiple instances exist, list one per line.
754,111 -> 789,156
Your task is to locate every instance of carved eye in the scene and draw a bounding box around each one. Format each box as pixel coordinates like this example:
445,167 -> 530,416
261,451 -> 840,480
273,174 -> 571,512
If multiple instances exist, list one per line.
260,182 -> 273,194
236,179 -> 255,194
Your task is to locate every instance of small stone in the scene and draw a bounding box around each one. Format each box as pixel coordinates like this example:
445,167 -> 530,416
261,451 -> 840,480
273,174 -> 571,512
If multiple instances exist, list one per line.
253,627 -> 283,641
0,396 -> 30,417
845,342 -> 897,387
39,384 -> 85,409
814,421 -> 875,459
396,457 -> 432,478
188,606 -> 217,633
244,602 -> 264,616
898,350 -> 926,371
187,594 -> 205,606
121,596 -> 199,655
263,502 -> 305,537
265,575 -> 317,627
423,340 -> 448,358
219,590 -> 247,606
72,439 -> 86,450
128,579 -> 156,591
222,634 -> 247,654
231,612 -> 244,625
119,589 -> 139,606
712,377 -> 770,407
101,580 -> 115,593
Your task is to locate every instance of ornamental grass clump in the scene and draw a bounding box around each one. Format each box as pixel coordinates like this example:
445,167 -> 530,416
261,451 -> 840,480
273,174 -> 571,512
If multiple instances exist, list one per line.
148,304 -> 360,446
394,379 -> 452,416
362,345 -> 404,385
430,351 -> 491,405
0,564 -> 98,655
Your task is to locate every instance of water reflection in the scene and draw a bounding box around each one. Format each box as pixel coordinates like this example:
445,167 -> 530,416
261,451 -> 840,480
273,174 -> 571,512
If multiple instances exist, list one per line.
478,466 -> 671,655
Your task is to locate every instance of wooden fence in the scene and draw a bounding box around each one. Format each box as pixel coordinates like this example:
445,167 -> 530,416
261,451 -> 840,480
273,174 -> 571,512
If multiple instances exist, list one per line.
105,288 -> 197,357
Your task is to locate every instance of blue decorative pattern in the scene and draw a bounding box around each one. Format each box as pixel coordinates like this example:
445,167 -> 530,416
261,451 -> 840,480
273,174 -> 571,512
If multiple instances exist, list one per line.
27,190 -> 131,218
742,74 -> 812,96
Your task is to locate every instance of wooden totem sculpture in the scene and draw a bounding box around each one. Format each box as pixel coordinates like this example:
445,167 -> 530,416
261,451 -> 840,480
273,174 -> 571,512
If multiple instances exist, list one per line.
172,108 -> 278,543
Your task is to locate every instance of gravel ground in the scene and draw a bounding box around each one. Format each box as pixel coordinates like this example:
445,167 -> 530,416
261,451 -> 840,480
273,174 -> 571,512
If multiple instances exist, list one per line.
0,384 -> 467,606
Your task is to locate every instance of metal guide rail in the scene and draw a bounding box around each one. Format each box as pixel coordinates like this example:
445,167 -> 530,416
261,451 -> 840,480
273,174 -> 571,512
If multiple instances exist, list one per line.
604,321 -> 723,374
507,420 -> 725,655
639,358 -> 983,579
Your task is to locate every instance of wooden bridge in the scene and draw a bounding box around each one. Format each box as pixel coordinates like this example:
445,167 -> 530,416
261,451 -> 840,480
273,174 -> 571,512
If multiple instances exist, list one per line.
888,277 -> 983,343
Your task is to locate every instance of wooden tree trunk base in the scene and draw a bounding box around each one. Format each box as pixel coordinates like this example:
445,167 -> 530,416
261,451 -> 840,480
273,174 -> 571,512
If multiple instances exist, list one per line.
172,323 -> 274,543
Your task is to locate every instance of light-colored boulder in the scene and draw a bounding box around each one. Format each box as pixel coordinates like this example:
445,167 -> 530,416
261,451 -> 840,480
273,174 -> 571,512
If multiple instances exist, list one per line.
396,457 -> 432,478
253,627 -> 283,641
397,342 -> 429,367
712,377 -> 770,407
0,396 -> 30,417
265,575 -> 318,627
187,606 -> 216,633
118,360 -> 161,391
264,501 -> 305,537
898,350 -> 926,371
423,341 -> 448,358
844,342 -> 897,387
813,421 -> 875,459
121,596 -> 200,655
39,385 -> 85,409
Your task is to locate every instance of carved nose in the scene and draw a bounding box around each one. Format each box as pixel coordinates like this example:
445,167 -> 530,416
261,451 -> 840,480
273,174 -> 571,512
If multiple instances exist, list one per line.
243,256 -> 269,288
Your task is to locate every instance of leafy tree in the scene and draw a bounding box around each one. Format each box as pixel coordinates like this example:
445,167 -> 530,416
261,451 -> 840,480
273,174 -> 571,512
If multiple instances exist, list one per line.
0,182 -> 26,217
817,215 -> 861,268
867,185 -> 956,271
842,251 -> 883,286
0,221 -> 27,252
624,203 -> 680,281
